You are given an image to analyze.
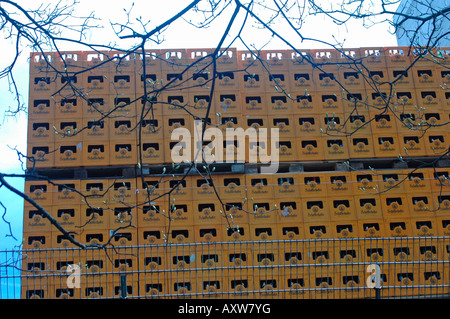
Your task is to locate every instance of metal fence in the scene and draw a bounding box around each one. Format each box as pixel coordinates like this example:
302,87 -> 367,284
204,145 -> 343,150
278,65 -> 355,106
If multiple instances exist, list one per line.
1,237 -> 449,299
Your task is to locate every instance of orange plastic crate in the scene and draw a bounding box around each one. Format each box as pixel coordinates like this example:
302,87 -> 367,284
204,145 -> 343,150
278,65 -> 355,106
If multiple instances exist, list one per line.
295,137 -> 325,161
357,218 -> 386,238
380,194 -> 410,219
54,142 -> 83,168
83,94 -> 111,119
312,67 -> 339,91
109,140 -> 138,166
135,70 -> 162,95
286,49 -> 314,71
23,206 -> 52,233
325,172 -> 352,196
276,200 -> 303,224
289,69 -> 316,93
412,64 -> 441,88
207,48 -> 236,72
322,136 -> 350,161
359,47 -> 387,68
140,139 -> 165,165
398,133 -> 428,157
159,48 -> 188,72
29,73 -> 57,97
27,120 -> 54,144
82,142 -> 110,167
328,196 -> 357,221
355,195 -> 383,220
302,198 -> 330,222
53,94 -> 84,119
28,97 -> 54,120
239,71 -> 266,93
248,200 -> 277,225
347,135 -> 376,159
109,50 -> 136,73
266,93 -> 293,114
372,134 -> 400,158
109,94 -> 137,117
30,51 -> 55,75
137,201 -> 168,228
384,46 -> 413,68
193,201 -> 223,225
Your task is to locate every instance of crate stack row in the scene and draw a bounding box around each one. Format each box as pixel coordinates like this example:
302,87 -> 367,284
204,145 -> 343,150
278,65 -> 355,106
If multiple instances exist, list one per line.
23,166 -> 450,248
27,47 -> 450,168
23,46 -> 450,299
26,103 -> 450,167
22,166 -> 450,298
21,236 -> 450,299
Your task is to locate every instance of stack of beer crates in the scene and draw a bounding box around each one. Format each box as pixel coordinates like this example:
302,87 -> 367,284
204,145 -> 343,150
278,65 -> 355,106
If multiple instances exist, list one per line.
22,46 -> 450,298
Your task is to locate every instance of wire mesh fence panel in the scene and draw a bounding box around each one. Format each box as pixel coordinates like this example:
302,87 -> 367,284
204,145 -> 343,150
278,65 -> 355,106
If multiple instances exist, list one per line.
0,249 -> 22,299
2,237 -> 449,299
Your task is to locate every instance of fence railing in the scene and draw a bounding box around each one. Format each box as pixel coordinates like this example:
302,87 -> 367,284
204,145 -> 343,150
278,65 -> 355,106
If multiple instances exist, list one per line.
1,237 -> 449,299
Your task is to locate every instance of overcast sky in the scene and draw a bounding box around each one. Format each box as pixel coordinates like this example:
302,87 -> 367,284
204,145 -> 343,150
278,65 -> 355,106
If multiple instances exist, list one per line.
0,0 -> 400,251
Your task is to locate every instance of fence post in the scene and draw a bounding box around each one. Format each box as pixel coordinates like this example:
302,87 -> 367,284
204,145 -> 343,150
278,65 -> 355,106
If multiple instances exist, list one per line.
120,275 -> 127,299
375,287 -> 381,299
367,263 -> 382,299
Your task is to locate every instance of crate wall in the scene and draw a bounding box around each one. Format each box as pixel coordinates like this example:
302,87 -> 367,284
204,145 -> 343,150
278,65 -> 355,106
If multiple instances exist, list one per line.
22,46 -> 450,299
